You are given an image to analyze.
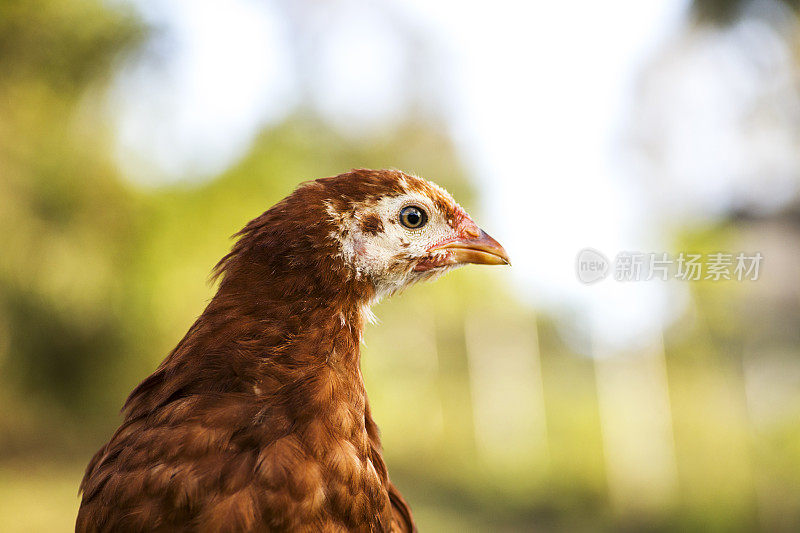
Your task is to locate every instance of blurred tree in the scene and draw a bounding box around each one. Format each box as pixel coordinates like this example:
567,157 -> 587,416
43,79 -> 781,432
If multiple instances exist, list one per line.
0,0 -> 144,444
692,0 -> 800,25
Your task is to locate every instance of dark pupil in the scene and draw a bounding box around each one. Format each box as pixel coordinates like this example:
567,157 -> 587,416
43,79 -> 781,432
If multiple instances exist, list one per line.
401,206 -> 425,228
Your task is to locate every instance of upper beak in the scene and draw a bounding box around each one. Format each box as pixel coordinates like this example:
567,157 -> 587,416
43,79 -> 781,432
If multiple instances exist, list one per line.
428,229 -> 510,266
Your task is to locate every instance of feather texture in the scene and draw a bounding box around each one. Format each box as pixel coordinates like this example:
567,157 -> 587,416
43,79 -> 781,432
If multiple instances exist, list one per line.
77,169 -> 507,532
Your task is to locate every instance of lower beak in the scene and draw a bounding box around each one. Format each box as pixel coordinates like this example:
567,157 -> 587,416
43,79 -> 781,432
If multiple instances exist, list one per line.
428,229 -> 510,266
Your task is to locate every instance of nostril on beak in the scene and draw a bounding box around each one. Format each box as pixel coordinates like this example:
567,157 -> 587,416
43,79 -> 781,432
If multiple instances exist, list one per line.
463,226 -> 480,239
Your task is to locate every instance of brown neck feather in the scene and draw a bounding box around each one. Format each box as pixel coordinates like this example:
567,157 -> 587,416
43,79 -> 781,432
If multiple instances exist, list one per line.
116,176 -> 404,529
122,179 -> 378,419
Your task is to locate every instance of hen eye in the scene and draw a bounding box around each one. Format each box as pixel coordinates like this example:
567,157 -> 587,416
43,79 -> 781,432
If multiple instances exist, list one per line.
399,206 -> 427,229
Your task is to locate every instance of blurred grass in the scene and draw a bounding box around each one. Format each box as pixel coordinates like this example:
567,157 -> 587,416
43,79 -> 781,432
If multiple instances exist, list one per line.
0,461 -> 82,533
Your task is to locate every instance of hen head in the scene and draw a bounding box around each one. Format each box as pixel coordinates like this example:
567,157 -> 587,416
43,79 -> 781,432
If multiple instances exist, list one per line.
213,168 -> 508,311
322,169 -> 509,297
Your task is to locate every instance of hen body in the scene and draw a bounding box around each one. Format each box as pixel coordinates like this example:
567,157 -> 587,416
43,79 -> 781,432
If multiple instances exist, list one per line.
77,169 -> 507,532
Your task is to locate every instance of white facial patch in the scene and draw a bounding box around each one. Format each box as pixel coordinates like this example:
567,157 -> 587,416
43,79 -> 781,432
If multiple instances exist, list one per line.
328,193 -> 457,298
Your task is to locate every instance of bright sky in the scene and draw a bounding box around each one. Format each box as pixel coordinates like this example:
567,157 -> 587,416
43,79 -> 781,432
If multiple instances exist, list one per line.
114,0 -> 796,352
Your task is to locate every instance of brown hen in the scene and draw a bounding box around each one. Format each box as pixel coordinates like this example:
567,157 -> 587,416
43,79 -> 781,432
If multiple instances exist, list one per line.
77,169 -> 508,532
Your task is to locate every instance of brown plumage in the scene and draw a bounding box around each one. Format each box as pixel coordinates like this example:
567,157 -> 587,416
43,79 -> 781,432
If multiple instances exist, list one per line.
77,169 -> 509,532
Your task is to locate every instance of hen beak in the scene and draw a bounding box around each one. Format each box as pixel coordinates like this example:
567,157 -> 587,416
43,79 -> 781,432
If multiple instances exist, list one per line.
429,229 -> 510,266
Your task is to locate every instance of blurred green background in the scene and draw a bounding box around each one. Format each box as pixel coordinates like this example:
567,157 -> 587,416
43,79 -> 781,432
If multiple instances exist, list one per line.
2,0 -> 800,531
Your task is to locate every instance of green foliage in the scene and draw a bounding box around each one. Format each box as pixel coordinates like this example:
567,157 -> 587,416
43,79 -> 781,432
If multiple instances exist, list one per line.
691,0 -> 800,25
0,0 -> 144,428
0,0 -> 143,92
